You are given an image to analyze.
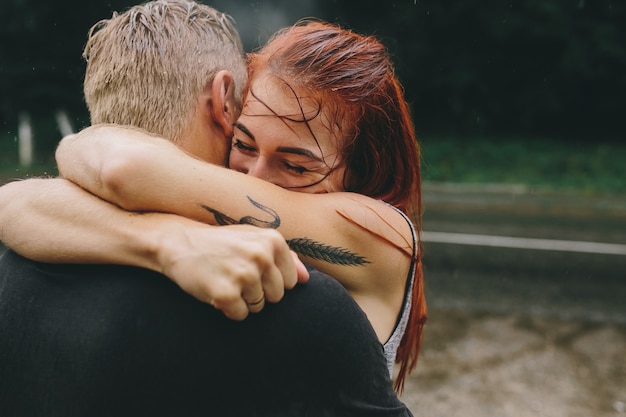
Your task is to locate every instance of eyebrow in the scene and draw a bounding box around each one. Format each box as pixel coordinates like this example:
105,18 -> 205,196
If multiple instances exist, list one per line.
234,121 -> 324,163
234,122 -> 254,140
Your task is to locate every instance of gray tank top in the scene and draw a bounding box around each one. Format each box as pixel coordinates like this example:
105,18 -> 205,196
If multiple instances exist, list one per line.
381,204 -> 417,376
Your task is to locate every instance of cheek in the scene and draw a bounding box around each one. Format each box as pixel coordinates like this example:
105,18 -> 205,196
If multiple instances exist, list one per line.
304,169 -> 346,194
228,151 -> 246,172
228,152 -> 267,180
325,168 -> 347,193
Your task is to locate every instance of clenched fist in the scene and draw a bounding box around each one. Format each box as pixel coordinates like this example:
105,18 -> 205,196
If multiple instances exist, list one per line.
155,220 -> 309,320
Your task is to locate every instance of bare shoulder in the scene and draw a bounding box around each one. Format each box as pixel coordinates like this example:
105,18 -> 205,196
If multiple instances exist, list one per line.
317,192 -> 414,259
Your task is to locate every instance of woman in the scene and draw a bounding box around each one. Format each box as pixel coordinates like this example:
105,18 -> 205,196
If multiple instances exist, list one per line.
59,21 -> 427,391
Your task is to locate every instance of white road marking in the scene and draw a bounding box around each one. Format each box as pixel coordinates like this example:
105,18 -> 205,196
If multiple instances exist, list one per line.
422,231 -> 626,255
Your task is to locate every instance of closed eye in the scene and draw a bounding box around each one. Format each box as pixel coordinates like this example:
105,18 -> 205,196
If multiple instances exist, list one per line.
283,162 -> 308,174
232,139 -> 256,154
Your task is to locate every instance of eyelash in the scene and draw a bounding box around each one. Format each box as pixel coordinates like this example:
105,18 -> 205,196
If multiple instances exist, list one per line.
233,139 -> 308,175
232,139 -> 255,153
283,162 -> 307,175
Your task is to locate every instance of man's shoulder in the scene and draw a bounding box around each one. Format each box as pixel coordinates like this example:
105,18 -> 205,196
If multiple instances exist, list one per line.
0,249 -> 183,316
286,265 -> 371,329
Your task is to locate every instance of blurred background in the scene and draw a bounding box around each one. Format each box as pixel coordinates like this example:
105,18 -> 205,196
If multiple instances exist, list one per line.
1,1 -> 625,416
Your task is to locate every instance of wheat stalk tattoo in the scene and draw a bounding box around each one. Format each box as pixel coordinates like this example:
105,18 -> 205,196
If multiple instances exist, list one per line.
287,238 -> 369,266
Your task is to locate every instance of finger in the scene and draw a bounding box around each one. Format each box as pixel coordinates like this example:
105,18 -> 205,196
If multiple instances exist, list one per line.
291,251 -> 309,283
242,278 -> 266,313
214,294 -> 250,321
273,241 -> 299,290
245,293 -> 266,314
260,263 -> 285,304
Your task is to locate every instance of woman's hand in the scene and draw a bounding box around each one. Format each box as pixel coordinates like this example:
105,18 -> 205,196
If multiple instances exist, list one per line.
153,222 -> 309,320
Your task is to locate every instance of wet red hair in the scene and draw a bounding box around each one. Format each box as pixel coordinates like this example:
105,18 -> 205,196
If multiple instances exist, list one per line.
249,20 -> 426,392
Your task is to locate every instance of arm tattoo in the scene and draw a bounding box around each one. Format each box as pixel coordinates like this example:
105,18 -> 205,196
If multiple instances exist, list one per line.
200,196 -> 280,228
199,196 -> 369,266
287,238 -> 369,266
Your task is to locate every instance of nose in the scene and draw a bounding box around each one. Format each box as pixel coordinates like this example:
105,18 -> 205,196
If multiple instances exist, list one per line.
248,159 -> 273,181
234,156 -> 272,182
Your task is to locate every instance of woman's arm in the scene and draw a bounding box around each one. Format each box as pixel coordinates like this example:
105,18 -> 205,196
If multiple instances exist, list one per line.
56,125 -> 413,306
0,178 -> 306,320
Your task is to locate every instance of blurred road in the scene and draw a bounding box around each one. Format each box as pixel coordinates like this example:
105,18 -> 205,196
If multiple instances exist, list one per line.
401,183 -> 626,417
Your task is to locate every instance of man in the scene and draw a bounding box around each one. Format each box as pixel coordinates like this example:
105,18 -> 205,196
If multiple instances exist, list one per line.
0,1 -> 412,416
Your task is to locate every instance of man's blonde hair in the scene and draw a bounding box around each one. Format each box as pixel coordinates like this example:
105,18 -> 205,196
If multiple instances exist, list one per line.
83,0 -> 247,142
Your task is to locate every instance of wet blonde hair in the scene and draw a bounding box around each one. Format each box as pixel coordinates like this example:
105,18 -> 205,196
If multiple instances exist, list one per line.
83,0 -> 246,142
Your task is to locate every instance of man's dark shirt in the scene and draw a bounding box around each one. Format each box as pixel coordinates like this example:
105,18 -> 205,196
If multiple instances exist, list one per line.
0,250 -> 412,417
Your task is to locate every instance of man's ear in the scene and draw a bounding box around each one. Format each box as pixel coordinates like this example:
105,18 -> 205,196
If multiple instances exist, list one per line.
210,70 -> 237,138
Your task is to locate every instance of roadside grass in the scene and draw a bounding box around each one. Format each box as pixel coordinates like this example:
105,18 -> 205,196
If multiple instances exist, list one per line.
421,135 -> 625,195
0,131 -> 58,183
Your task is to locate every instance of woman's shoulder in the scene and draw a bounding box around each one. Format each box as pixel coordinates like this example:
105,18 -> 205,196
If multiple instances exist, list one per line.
322,192 -> 414,257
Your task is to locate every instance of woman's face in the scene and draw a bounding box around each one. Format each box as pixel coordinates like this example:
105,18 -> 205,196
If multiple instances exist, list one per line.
228,72 -> 346,193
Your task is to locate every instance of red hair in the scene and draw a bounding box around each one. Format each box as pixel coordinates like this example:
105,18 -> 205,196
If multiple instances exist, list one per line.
249,21 -> 426,392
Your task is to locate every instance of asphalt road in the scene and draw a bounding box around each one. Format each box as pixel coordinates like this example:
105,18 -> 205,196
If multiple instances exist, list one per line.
420,182 -> 626,322
401,183 -> 626,417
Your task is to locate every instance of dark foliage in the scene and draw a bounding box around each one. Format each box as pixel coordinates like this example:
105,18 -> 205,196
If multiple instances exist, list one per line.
1,0 -> 624,152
